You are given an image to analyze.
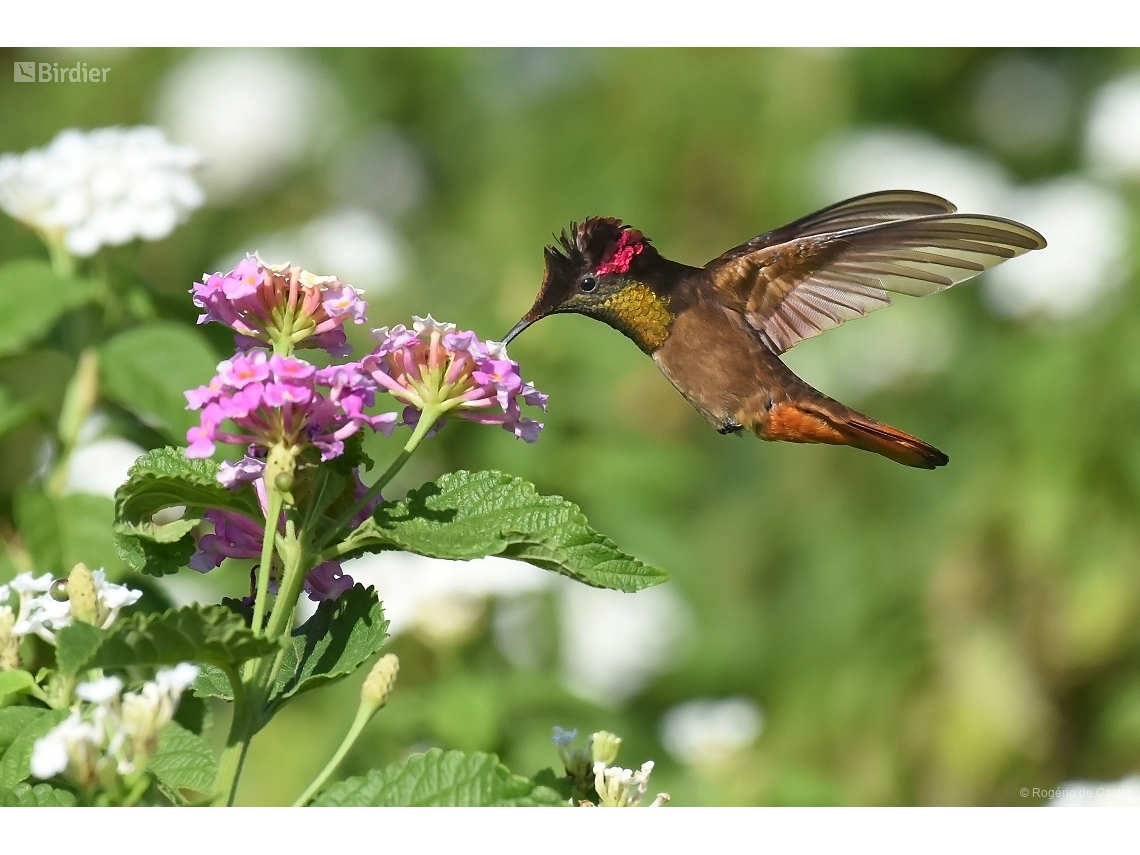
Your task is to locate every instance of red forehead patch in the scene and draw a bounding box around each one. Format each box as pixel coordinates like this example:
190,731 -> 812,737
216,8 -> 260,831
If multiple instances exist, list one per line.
595,229 -> 645,276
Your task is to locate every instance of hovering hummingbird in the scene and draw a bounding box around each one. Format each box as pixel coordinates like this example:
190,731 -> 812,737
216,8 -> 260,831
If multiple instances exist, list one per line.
503,191 -> 1046,469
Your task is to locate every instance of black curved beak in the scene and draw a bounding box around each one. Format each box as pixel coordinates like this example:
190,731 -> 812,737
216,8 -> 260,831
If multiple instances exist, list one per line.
502,316 -> 535,345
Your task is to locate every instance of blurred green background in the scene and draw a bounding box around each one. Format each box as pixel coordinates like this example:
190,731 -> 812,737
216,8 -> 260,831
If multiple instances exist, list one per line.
2,47 -> 1140,806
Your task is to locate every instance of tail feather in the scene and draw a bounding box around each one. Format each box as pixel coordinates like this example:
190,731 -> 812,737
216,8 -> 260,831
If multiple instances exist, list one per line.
838,413 -> 949,469
757,400 -> 948,469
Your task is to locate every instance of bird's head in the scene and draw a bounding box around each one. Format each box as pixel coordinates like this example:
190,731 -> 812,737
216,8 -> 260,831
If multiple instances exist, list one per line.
504,217 -> 674,353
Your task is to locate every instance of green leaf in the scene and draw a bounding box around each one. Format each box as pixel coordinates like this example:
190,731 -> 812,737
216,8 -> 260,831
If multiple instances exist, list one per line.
147,722 -> 216,798
339,470 -> 668,592
58,493 -> 128,578
312,748 -> 567,807
116,447 -> 261,522
100,322 -> 218,442
269,584 -> 388,709
14,489 -> 128,579
172,691 -> 210,737
0,348 -> 75,426
113,448 -> 262,577
0,386 -> 34,440
531,767 -> 574,801
0,782 -> 76,806
191,663 -> 233,702
0,707 -> 46,756
0,671 -> 36,706
56,604 -> 279,677
13,486 -> 63,576
0,259 -> 99,358
113,532 -> 198,578
55,620 -> 107,677
0,708 -> 68,789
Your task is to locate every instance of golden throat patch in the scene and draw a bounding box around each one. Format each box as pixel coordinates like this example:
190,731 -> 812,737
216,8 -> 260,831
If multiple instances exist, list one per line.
596,282 -> 673,352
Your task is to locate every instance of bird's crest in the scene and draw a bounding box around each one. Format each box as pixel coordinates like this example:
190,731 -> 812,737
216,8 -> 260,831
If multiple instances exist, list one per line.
549,217 -> 649,276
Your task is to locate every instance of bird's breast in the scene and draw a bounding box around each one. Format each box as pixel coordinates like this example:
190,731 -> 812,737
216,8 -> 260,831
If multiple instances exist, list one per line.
592,282 -> 674,353
651,300 -> 782,430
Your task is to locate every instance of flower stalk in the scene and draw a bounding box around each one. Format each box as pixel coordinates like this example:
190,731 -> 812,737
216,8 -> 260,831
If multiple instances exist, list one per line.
314,403 -> 439,553
46,348 -> 99,497
211,667 -> 253,807
250,486 -> 284,639
293,654 -> 399,806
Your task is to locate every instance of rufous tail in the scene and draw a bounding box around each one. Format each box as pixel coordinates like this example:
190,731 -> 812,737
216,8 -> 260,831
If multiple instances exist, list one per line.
755,397 -> 949,470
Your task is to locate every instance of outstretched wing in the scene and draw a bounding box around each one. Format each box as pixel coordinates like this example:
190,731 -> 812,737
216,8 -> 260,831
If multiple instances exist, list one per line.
709,190 -> 958,265
706,213 -> 1046,354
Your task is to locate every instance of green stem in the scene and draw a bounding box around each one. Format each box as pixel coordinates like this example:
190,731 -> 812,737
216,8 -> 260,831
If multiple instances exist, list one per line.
212,666 -> 251,806
251,488 -> 284,638
46,349 -> 100,498
312,408 -> 440,552
212,512 -> 310,805
121,774 -> 152,807
46,236 -> 75,278
263,531 -> 309,641
292,701 -> 375,806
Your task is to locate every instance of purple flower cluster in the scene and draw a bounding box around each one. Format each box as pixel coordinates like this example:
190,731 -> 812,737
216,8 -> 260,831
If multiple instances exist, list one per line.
182,298 -> 548,606
363,316 -> 546,442
184,350 -> 396,461
190,467 -> 378,602
192,256 -> 367,357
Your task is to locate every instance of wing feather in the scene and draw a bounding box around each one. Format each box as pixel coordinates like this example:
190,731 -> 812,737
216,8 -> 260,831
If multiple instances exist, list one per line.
710,190 -> 957,264
707,211 -> 1046,353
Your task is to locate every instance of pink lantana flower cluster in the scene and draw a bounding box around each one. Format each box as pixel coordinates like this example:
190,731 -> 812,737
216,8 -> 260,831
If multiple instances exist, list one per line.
184,350 -> 395,461
364,316 -> 546,442
181,253 -> 548,609
189,462 -> 375,602
192,255 -> 367,357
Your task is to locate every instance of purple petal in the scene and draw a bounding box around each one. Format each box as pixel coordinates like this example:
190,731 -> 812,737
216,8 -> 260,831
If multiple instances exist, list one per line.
217,457 -> 266,488
304,562 -> 354,601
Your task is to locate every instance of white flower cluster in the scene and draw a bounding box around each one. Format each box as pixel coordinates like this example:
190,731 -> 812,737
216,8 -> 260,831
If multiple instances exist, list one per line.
31,664 -> 199,787
1085,70 -> 1140,182
592,760 -> 668,807
1,569 -> 141,647
0,126 -> 204,257
659,696 -> 763,766
552,726 -> 669,807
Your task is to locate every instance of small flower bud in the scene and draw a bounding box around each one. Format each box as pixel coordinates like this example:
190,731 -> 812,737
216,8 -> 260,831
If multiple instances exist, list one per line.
266,443 -> 299,497
590,731 -> 622,768
66,563 -> 98,625
361,653 -> 399,712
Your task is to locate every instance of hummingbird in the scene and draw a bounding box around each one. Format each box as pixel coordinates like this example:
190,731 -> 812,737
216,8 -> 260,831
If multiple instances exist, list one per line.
503,190 -> 1046,469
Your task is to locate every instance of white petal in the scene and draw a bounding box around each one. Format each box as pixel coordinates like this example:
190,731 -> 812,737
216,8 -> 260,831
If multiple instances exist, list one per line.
135,203 -> 178,240
76,675 -> 123,704
90,166 -> 128,202
412,314 -> 456,335
10,572 -> 54,594
65,223 -> 102,256
155,662 -> 200,695
30,733 -> 70,779
659,697 -> 763,766
92,569 -> 142,610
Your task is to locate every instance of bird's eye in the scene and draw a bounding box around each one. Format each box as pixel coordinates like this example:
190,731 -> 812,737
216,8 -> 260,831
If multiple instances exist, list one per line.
580,275 -> 597,292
